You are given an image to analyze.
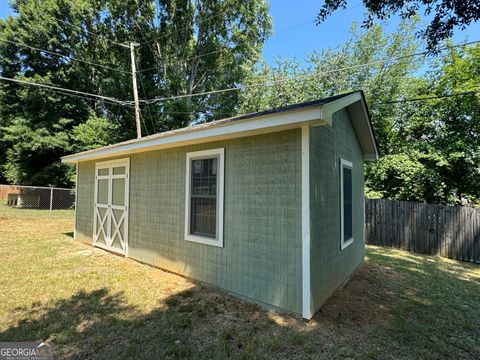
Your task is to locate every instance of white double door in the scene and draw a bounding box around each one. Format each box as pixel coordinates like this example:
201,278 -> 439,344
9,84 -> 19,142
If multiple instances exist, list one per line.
93,159 -> 130,255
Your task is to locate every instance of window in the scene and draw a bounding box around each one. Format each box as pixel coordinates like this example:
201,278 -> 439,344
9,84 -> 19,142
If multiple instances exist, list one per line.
185,148 -> 224,247
340,158 -> 353,250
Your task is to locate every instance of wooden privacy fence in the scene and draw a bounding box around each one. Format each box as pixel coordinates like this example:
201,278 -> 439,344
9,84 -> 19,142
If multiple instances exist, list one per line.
365,199 -> 480,264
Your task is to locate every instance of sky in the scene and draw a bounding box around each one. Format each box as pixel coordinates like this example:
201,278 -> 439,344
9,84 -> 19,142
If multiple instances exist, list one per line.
1,0 -> 479,67
264,1 -> 480,66
264,0 -> 368,65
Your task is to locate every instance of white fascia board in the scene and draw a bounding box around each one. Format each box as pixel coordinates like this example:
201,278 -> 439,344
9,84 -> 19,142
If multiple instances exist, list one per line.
62,107 -> 327,163
319,92 -> 362,125
322,92 -> 379,161
346,96 -> 379,161
357,97 -> 380,160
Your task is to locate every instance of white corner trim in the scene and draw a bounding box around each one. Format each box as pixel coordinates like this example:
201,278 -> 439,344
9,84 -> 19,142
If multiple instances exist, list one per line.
184,148 -> 224,248
73,162 -> 79,240
340,158 -> 354,251
301,126 -> 312,319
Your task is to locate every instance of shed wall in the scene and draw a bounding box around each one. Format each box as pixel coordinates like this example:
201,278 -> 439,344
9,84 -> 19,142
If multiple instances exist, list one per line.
76,161 -> 95,243
309,108 -> 365,313
75,129 -> 303,313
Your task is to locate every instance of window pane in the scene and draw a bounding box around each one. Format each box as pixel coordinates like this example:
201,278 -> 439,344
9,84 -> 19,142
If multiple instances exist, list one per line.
343,166 -> 353,241
190,197 -> 216,237
112,178 -> 125,206
112,166 -> 125,175
190,157 -> 218,238
191,158 -> 217,196
97,179 -> 109,204
98,168 -> 109,176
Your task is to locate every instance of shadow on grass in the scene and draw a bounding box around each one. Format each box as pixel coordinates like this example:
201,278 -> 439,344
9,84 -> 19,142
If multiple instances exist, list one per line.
1,248 -> 479,360
362,246 -> 480,359
0,286 -> 311,360
0,289 -> 138,359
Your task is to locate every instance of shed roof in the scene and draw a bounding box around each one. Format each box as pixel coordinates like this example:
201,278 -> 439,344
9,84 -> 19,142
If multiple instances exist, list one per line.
62,90 -> 379,163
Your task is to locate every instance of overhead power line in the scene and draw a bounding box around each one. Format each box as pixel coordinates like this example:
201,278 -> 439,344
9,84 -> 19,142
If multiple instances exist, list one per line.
138,19 -> 317,74
0,75 -> 133,106
134,87 -> 480,120
138,3 -> 364,73
139,39 -> 480,104
188,20 -> 315,62
380,89 -> 480,104
165,89 -> 480,118
40,87 -> 133,110
0,38 -> 129,74
40,6 -> 223,50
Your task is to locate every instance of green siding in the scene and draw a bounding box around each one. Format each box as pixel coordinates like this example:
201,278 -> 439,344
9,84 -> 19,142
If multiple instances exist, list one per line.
75,112 -> 368,316
76,161 -> 95,243
309,108 -> 365,313
75,129 -> 303,313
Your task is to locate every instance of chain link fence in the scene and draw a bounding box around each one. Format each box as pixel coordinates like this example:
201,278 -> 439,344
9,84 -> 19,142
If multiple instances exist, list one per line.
0,184 -> 75,210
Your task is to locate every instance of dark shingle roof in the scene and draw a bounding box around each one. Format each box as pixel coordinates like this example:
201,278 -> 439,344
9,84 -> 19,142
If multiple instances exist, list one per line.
224,91 -> 359,123
62,90 -> 378,162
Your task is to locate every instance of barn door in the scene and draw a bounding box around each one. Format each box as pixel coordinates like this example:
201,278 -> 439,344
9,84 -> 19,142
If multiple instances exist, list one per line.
93,159 -> 130,255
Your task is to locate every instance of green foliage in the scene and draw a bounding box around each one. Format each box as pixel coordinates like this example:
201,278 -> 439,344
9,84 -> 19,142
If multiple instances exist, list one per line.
1,114 -> 73,186
0,2 -> 477,205
383,44 -> 480,204
71,115 -> 120,151
0,0 -> 272,186
238,21 -> 479,205
316,0 -> 480,51
365,153 -> 446,203
238,20 -> 422,155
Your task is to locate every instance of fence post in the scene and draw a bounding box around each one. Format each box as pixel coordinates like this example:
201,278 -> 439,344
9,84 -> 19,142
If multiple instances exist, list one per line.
49,187 -> 53,211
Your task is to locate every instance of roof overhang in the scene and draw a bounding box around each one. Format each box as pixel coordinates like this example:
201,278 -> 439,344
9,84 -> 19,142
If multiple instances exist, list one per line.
61,91 -> 379,163
342,92 -> 379,160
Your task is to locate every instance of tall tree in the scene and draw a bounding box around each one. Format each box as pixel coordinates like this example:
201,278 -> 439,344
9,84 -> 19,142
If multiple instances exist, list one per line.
238,21 -> 480,205
0,0 -> 272,186
368,44 -> 480,204
238,20 -> 423,155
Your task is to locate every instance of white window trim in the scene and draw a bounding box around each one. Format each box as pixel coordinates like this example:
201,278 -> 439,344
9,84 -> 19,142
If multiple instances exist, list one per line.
340,158 -> 353,250
184,148 -> 224,247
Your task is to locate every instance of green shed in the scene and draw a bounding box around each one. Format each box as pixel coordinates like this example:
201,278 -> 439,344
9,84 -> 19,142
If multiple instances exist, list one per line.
62,91 -> 378,319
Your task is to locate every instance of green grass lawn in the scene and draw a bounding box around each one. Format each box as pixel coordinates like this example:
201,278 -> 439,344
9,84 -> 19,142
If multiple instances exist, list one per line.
0,204 -> 479,359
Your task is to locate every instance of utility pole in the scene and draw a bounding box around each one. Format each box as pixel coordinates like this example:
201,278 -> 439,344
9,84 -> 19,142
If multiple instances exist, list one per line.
123,42 -> 142,138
